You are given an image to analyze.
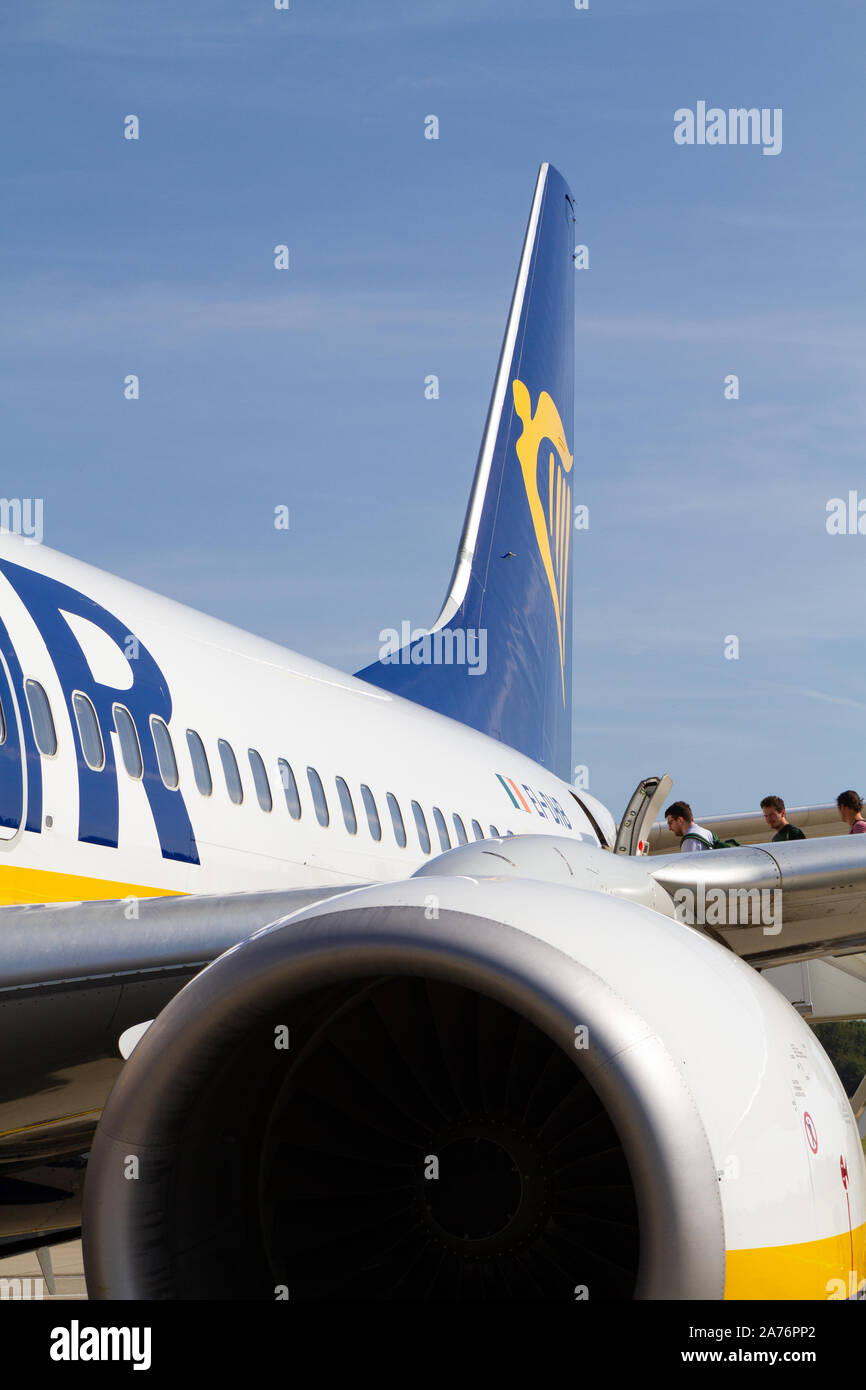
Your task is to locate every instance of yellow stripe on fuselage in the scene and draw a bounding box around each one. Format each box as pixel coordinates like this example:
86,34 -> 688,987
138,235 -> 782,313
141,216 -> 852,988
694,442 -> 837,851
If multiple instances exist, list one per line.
726,1221 -> 866,1299
0,863 -> 182,906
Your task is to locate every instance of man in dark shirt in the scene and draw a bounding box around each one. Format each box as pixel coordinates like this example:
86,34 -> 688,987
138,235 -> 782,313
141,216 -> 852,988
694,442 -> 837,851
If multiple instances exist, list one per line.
760,795 -> 806,841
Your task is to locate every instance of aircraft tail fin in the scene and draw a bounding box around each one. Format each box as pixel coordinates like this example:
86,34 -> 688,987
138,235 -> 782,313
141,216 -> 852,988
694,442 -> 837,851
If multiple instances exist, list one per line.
356,163 -> 576,778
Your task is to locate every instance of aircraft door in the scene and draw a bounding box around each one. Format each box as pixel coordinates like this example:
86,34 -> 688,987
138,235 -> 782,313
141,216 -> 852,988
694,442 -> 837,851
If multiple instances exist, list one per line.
615,775 -> 673,856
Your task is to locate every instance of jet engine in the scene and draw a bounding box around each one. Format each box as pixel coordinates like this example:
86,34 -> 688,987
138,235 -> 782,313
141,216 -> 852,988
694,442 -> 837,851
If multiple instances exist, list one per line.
82,840 -> 865,1300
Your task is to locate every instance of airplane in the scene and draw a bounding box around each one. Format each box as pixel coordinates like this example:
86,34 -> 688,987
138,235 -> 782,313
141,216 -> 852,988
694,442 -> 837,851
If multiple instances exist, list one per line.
2,161 -> 866,1301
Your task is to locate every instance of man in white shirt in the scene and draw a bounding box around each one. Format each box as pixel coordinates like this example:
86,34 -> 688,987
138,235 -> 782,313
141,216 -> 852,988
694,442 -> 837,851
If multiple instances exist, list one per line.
665,800 -> 714,852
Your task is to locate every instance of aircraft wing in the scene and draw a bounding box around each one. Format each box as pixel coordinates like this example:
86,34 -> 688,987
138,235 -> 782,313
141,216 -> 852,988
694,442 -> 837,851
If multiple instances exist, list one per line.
648,835 -> 866,1020
649,835 -> 866,964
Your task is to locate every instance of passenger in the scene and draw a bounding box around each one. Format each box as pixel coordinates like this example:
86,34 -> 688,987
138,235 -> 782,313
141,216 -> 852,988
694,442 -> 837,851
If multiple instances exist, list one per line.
665,800 -> 713,852
760,795 -> 805,842
837,790 -> 866,834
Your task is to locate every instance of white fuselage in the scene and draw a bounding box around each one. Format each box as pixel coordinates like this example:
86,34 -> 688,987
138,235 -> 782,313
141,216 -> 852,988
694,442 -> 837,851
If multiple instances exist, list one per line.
0,532 -> 608,905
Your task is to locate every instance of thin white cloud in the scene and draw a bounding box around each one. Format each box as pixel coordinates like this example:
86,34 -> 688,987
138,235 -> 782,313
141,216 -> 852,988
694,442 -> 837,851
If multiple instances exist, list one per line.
765,685 -> 866,711
7,0 -> 566,54
0,282 -> 498,355
581,312 -> 866,356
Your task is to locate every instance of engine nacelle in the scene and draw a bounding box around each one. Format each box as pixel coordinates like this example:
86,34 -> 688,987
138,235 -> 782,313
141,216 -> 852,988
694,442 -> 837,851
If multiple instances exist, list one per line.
82,851 -> 865,1300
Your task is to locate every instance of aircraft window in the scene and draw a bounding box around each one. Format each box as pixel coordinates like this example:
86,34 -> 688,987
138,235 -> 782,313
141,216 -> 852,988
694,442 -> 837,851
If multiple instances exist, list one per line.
489,825 -> 500,838
432,807 -> 450,851
471,819 -> 485,841
411,801 -> 431,854
218,738 -> 243,804
386,792 -> 407,848
113,704 -> 143,779
186,729 -> 212,796
360,784 -> 381,841
249,748 -> 273,812
307,767 -> 329,827
25,680 -> 57,757
278,758 -> 302,819
0,693 -> 6,745
151,717 -> 179,790
336,777 -> 357,835
72,692 -> 105,771
452,813 -> 468,845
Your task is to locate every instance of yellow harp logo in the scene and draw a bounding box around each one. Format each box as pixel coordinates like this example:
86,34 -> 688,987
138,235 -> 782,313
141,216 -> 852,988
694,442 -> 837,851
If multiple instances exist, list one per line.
512,378 -> 573,703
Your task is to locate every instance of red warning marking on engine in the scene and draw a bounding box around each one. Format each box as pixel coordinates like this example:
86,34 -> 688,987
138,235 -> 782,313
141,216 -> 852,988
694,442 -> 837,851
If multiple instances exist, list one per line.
804,1111 -> 818,1153
841,1155 -> 849,1189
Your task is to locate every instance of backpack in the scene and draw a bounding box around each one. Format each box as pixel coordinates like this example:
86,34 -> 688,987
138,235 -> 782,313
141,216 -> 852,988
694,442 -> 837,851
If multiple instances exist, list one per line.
682,830 -> 740,850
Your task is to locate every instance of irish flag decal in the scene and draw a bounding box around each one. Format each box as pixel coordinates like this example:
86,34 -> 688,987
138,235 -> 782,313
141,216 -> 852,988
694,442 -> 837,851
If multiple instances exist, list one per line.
496,774 -> 531,813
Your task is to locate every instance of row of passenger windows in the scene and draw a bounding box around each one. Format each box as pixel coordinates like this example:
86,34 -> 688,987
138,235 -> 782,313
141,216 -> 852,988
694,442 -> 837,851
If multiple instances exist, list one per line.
3,680 -> 507,856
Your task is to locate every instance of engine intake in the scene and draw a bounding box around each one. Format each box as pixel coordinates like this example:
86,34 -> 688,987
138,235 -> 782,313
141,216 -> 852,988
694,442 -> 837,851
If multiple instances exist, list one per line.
82,881 -> 726,1300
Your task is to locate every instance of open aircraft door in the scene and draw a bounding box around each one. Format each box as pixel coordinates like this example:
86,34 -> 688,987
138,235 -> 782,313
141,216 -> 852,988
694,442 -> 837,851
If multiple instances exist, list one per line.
615,775 -> 673,856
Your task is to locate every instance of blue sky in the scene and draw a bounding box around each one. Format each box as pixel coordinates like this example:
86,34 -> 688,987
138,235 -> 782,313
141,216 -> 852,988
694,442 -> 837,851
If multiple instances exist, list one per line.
2,0 -> 865,821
